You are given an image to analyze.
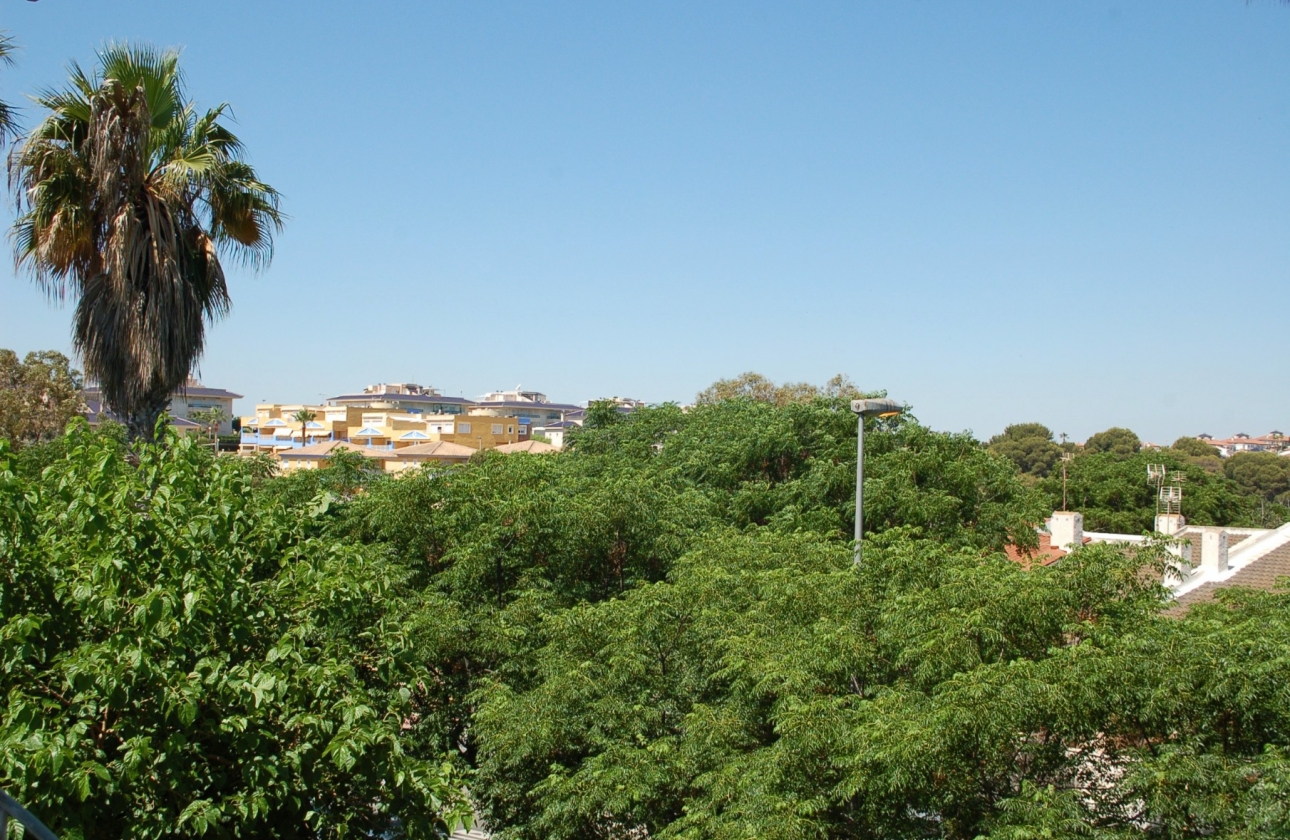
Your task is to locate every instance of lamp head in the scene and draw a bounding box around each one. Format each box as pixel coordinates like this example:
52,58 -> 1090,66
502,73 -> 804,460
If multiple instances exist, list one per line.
851,398 -> 903,418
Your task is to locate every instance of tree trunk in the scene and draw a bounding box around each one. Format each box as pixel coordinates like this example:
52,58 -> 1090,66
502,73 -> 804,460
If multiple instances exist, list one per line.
124,394 -> 172,443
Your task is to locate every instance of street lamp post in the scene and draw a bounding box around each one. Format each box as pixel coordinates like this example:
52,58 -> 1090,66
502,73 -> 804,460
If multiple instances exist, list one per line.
851,398 -> 904,565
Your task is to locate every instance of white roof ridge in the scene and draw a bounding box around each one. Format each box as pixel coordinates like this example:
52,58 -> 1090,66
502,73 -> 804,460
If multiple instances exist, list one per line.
1173,521 -> 1290,598
1224,520 -> 1290,568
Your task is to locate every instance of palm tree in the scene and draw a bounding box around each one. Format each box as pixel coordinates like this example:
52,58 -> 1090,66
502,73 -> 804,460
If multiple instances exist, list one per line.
188,405 -> 229,446
8,44 -> 283,441
292,408 -> 316,448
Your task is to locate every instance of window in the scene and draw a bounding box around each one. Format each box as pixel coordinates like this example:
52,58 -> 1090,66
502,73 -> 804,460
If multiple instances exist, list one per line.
507,426 -> 514,434
492,424 -> 504,435
457,422 -> 471,434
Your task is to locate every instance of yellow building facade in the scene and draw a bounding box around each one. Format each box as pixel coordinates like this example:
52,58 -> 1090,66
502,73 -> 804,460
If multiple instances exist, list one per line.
241,404 -> 525,456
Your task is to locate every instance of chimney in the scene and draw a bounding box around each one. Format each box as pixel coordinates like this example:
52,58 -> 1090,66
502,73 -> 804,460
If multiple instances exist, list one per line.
1197,527 -> 1229,574
1154,513 -> 1186,535
1049,511 -> 1084,551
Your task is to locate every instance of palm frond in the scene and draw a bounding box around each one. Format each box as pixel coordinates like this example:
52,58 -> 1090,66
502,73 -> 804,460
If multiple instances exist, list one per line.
0,101 -> 16,145
0,32 -> 16,67
0,32 -> 18,143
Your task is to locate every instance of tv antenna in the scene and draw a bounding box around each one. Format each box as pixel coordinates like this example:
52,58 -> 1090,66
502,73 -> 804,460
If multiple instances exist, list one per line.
1060,451 -> 1074,511
1148,464 -> 1184,516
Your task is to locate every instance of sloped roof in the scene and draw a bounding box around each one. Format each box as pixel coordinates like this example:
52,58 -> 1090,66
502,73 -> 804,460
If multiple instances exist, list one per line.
474,400 -> 582,412
1171,542 -> 1290,611
177,386 -> 243,399
279,440 -> 398,460
395,441 -> 476,460
328,392 -> 474,405
84,400 -> 202,430
1004,532 -> 1092,570
494,440 -> 558,454
84,384 -> 243,400
1176,526 -> 1290,611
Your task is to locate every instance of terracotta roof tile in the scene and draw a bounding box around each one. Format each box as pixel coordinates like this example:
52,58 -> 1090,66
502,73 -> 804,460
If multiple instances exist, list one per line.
395,441 -> 476,459
1004,533 -> 1091,569
279,440 -> 399,460
494,440 -> 558,454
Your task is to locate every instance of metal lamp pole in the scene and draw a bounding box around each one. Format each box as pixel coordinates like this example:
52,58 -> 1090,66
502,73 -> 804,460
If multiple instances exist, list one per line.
851,398 -> 903,565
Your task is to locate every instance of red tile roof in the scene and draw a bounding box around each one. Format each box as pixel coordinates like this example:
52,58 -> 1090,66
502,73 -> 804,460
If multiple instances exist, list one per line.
1005,533 -> 1092,569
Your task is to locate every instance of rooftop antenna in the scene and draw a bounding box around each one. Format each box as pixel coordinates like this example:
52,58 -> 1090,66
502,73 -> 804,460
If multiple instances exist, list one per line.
1148,464 -> 1184,517
1060,451 -> 1073,511
1166,471 -> 1186,516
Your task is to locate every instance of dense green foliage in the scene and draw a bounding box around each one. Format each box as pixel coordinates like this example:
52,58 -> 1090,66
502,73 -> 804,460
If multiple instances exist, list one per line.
6,389 -> 1290,839
1036,448 -> 1271,532
345,396 -> 1042,762
987,423 -> 1065,478
986,426 -> 1284,529
473,532 -> 1290,839
693,371 -> 864,407
0,348 -> 85,446
1029,439 -> 1287,532
1172,436 -> 1220,460
1224,452 -> 1290,505
960,421 -> 1284,531
347,397 -> 1290,838
0,425 -> 467,838
1083,427 -> 1142,457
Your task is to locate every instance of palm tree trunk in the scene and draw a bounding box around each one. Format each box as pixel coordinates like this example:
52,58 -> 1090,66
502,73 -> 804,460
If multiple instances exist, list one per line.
125,394 -> 171,443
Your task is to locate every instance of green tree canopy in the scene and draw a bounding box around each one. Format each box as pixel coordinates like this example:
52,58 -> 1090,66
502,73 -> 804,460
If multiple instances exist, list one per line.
988,422 -> 1063,477
1172,436 -> 1217,458
1083,426 -> 1142,457
580,398 -> 627,431
694,372 -> 865,407
470,525 -> 1290,840
1224,451 -> 1290,503
1036,448 -> 1274,532
188,406 -> 230,441
10,394 -> 1290,840
0,348 -> 85,446
1170,436 -> 1225,474
343,396 -> 1044,784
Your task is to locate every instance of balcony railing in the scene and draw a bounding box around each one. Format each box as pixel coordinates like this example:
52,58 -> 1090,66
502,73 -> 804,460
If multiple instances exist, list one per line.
238,433 -> 337,448
238,433 -> 403,451
0,789 -> 58,840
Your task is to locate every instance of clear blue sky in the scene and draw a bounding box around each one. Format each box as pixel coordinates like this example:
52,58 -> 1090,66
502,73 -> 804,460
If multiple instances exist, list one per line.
2,1 -> 1287,443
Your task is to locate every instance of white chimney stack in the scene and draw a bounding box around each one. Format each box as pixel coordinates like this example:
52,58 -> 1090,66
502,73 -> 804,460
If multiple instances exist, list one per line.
1049,511 -> 1084,551
1197,527 -> 1229,574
